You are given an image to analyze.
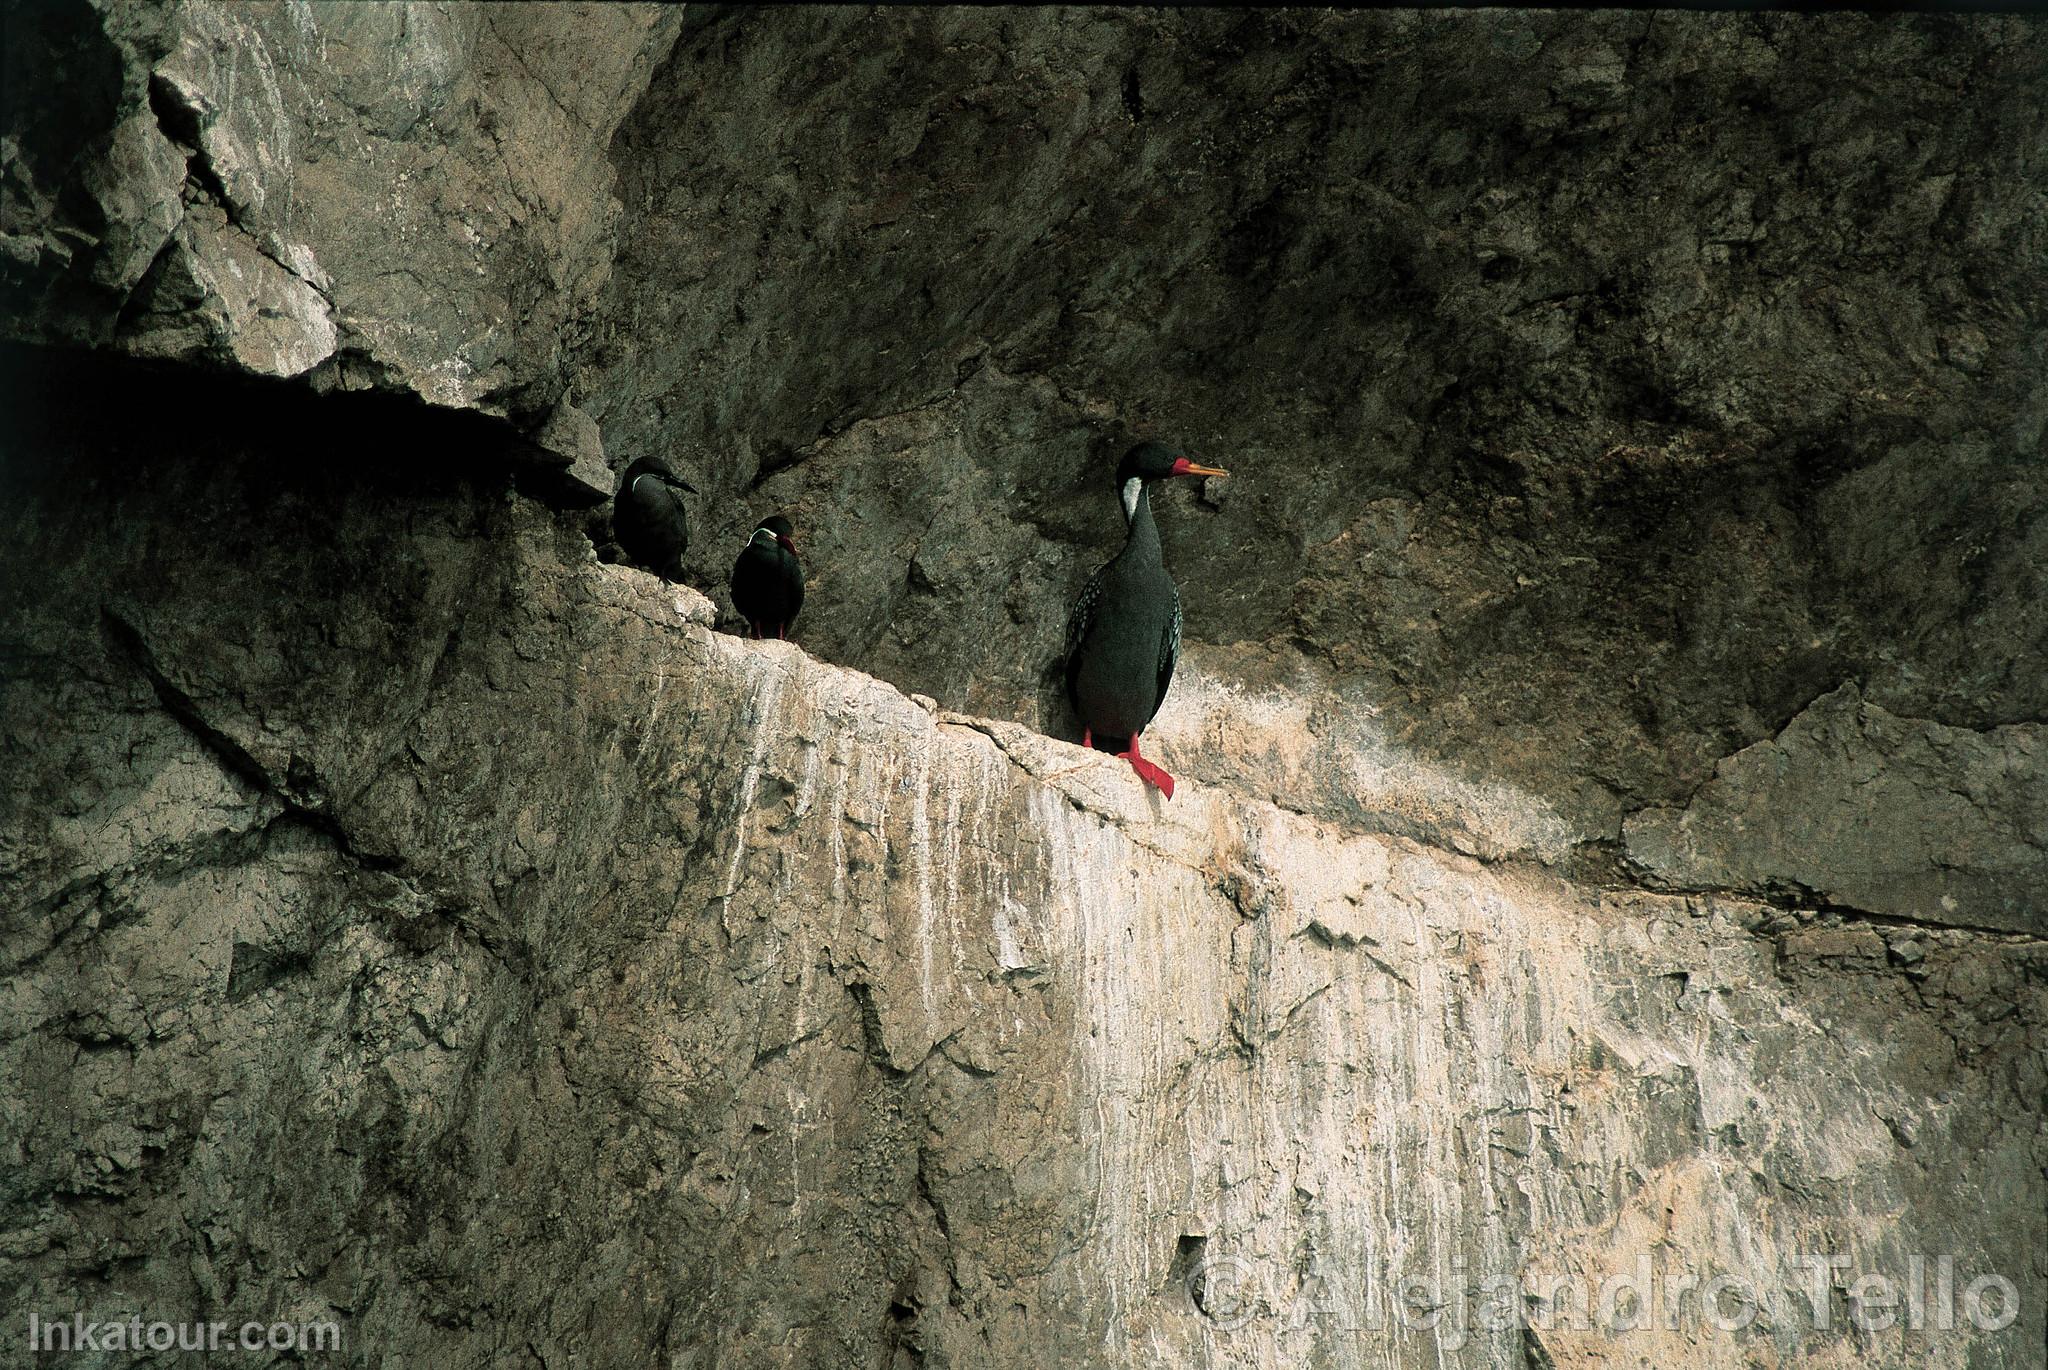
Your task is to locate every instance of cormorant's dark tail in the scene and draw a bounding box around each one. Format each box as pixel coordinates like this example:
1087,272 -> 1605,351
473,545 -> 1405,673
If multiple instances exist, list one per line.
1088,732 -> 1131,754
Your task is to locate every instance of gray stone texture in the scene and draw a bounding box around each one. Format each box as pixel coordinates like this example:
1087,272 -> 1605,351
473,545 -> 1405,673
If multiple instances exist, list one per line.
1626,684 -> 2046,935
582,9 -> 2048,879
2,4 -> 2044,1367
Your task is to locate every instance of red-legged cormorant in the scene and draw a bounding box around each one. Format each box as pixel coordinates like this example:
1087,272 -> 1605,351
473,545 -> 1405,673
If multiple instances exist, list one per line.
731,514 -> 804,639
612,457 -> 697,581
1063,441 -> 1228,799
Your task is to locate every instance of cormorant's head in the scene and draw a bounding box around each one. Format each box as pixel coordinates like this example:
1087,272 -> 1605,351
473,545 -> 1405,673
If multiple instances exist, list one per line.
620,456 -> 698,493
751,514 -> 797,555
1114,441 -> 1227,518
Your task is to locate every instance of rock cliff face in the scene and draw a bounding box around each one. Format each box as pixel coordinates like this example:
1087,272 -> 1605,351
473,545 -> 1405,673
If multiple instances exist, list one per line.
3,0 -> 678,409
2,6 -> 2044,1368
586,7 -> 2048,887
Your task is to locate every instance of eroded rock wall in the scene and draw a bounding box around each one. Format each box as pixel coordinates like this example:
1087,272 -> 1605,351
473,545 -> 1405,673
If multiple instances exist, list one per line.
585,8 -> 2048,892
3,0 -> 678,428
5,4 -> 2043,918
1,371 -> 2041,1368
2,5 -> 2045,1368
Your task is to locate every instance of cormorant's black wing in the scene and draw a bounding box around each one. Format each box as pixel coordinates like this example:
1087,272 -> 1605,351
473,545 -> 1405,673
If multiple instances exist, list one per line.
1152,583 -> 1181,722
1063,562 -> 1107,709
616,474 -> 689,580
785,549 -> 806,625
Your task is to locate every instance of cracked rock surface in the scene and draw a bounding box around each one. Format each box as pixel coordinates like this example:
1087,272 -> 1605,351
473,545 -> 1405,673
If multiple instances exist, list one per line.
2,5 -> 2045,1368
1625,683 -> 2046,935
4,0 -> 679,412
3,382 -> 2043,1367
5,6 -> 2043,903
582,8 -> 2047,888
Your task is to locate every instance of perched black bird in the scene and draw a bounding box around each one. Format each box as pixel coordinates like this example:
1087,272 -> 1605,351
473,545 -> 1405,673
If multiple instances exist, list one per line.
1063,441 -> 1228,799
731,514 -> 804,640
612,457 -> 697,581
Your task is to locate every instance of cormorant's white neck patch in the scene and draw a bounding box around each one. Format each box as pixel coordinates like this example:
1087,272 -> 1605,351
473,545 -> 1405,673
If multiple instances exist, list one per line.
630,474 -> 651,498
1121,477 -> 1143,521
748,527 -> 777,549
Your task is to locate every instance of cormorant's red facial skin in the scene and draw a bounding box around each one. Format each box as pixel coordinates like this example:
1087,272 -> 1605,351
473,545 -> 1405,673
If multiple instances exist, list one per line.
776,534 -> 798,555
1168,457 -> 1230,480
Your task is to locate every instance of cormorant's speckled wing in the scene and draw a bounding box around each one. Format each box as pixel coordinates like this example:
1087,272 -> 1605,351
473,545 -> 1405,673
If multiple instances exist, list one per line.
1063,562 -> 1108,709
1154,583 -> 1181,722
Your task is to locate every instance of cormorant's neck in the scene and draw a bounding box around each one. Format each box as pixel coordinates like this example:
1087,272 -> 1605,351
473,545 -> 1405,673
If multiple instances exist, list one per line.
1120,479 -> 1163,561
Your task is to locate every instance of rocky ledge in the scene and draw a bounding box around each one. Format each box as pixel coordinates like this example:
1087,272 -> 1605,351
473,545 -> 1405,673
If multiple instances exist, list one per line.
2,4 -> 2044,1366
1,389 -> 2041,1366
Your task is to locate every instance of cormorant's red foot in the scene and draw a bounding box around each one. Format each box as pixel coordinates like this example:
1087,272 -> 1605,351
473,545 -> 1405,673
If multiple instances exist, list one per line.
1117,733 -> 1174,800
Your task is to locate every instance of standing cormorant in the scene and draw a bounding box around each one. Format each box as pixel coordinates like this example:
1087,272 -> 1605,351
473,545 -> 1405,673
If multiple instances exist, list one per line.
612,457 -> 697,581
1063,441 -> 1228,799
731,514 -> 804,639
